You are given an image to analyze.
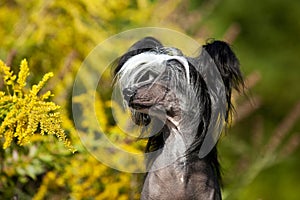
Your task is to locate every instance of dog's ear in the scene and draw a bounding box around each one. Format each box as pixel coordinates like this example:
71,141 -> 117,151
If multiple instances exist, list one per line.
114,37 -> 163,75
201,40 -> 244,121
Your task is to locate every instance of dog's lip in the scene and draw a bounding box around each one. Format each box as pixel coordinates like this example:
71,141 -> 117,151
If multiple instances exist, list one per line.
129,101 -> 153,110
129,102 -> 167,117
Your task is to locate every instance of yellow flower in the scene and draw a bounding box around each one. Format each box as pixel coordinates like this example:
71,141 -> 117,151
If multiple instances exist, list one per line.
0,60 -> 16,94
0,59 -> 75,152
3,129 -> 13,149
15,59 -> 30,93
30,72 -> 54,96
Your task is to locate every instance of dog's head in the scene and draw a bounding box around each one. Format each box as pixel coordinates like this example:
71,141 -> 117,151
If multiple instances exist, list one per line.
113,37 -> 243,154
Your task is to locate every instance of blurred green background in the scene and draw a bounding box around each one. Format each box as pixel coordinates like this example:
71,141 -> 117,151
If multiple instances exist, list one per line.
0,0 -> 299,199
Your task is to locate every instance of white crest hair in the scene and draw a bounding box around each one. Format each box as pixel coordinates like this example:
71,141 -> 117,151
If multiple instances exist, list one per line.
117,52 -> 190,85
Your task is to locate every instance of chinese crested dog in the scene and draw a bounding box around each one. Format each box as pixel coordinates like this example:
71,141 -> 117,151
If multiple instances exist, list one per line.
114,37 -> 243,200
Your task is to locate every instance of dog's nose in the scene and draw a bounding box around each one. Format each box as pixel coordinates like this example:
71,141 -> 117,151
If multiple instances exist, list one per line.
123,88 -> 136,102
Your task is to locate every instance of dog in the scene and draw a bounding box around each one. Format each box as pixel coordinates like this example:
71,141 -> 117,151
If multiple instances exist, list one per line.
113,37 -> 243,200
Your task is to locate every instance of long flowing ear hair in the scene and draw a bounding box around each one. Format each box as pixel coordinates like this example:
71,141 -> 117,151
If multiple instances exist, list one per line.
192,40 -> 244,188
202,40 -> 244,123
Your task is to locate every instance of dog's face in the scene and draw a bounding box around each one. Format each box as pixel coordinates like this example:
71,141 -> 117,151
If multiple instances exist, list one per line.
115,50 -> 205,130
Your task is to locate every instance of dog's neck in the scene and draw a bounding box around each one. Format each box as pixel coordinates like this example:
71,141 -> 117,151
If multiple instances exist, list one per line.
142,122 -> 221,200
168,110 -> 203,147
147,125 -> 187,170
146,110 -> 204,167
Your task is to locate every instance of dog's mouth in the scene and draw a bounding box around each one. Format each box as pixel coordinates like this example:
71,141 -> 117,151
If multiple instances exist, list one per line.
129,96 -> 165,117
130,102 -> 152,111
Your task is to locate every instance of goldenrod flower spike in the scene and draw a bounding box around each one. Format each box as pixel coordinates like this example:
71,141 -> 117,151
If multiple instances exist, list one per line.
0,59 -> 75,152
15,59 -> 30,94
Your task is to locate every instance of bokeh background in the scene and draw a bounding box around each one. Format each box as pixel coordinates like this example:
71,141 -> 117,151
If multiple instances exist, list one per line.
0,0 -> 299,199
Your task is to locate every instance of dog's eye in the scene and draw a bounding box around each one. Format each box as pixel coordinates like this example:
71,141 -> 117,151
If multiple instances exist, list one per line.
137,71 -> 156,83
